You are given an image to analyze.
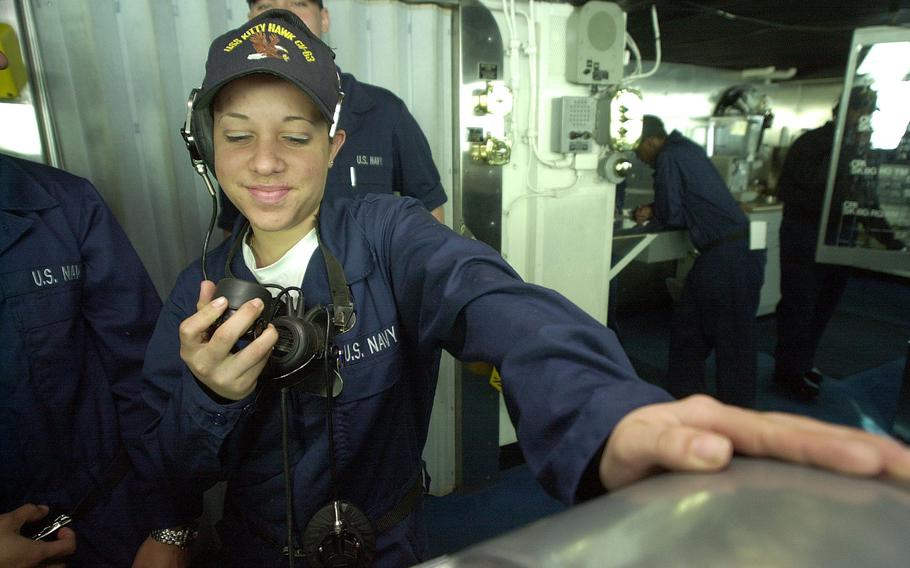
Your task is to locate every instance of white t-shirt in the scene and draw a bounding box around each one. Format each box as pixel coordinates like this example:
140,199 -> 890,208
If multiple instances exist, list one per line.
242,227 -> 318,296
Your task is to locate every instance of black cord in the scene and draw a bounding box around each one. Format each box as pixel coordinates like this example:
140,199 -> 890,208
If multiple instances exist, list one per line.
323,316 -> 340,502
273,286 -> 304,320
201,187 -> 218,282
280,312 -> 336,567
281,387 -> 296,568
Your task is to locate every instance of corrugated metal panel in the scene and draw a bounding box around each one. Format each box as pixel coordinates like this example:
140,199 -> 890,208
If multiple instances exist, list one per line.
28,0 -> 237,296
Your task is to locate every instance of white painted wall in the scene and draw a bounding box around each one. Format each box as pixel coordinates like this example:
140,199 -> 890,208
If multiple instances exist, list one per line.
479,1 -> 619,445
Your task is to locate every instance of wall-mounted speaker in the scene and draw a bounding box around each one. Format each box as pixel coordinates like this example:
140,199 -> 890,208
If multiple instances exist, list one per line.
566,1 -> 626,85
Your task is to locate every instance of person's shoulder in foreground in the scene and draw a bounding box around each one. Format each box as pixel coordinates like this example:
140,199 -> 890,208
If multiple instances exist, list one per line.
1,152 -> 162,567
2,152 -> 89,191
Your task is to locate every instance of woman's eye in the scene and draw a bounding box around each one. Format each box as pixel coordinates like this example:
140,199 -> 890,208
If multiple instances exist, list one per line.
224,133 -> 252,143
284,135 -> 310,145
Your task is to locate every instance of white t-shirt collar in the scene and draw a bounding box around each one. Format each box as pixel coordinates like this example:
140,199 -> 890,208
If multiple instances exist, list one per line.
242,227 -> 319,296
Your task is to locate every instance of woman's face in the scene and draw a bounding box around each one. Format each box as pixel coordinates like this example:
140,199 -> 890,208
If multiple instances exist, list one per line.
213,74 -> 344,241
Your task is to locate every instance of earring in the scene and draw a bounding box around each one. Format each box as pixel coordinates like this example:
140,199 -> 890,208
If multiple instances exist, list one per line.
328,160 -> 334,168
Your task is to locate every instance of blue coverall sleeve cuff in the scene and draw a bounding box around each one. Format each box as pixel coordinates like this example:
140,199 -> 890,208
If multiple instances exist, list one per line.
184,372 -> 256,437
420,184 -> 448,212
570,384 -> 673,503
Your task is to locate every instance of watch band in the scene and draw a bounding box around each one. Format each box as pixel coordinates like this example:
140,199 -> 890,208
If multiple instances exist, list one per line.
150,525 -> 198,549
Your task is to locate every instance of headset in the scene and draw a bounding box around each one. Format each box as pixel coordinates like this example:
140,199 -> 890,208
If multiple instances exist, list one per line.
208,235 -> 344,393
179,80 -> 377,566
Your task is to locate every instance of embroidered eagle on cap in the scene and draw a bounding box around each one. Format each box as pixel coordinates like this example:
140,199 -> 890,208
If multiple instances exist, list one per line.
249,32 -> 289,61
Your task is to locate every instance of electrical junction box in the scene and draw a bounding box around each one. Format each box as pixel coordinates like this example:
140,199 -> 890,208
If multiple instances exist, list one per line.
0,24 -> 28,100
551,96 -> 597,154
566,1 -> 626,85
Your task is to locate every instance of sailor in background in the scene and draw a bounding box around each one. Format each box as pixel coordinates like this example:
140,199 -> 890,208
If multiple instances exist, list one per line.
773,87 -> 905,400
633,115 -> 766,409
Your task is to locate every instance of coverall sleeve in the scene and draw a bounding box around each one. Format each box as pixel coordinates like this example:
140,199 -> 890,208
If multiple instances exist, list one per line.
133,269 -> 257,527
75,180 -> 162,423
74,182 -> 169,527
380,200 -> 672,504
651,153 -> 687,229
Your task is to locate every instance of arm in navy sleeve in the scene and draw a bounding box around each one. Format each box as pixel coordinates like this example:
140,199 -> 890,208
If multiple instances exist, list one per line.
390,102 -> 448,212
651,152 -> 687,229
71,180 -> 168,530
76,179 -> 162,426
378,200 -> 671,504
132,269 -> 256,527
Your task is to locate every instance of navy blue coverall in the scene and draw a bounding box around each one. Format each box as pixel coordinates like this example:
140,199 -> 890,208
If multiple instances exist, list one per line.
217,71 -> 447,230
136,195 -> 672,566
648,131 -> 766,408
0,154 -> 162,566
774,122 -> 903,383
773,122 -> 849,382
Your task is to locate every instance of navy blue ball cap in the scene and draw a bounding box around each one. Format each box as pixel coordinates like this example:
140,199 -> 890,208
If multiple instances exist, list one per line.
641,115 -> 667,140
189,9 -> 340,171
195,9 -> 339,123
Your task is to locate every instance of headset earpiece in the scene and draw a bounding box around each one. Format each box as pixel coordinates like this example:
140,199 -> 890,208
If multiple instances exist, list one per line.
190,104 -> 216,173
268,305 -> 328,387
206,278 -> 332,391
180,87 -> 217,173
208,278 -> 274,341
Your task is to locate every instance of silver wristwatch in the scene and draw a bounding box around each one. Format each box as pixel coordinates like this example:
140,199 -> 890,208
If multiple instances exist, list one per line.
150,525 -> 198,549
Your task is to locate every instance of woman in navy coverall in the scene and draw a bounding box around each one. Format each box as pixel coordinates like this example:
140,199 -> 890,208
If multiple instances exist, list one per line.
130,11 -> 910,568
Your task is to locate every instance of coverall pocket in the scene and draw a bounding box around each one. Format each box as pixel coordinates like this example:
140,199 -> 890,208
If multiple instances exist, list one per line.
335,346 -> 403,403
348,163 -> 391,194
18,285 -> 84,439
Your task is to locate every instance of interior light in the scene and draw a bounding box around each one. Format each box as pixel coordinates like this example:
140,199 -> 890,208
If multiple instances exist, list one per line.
609,88 -> 643,151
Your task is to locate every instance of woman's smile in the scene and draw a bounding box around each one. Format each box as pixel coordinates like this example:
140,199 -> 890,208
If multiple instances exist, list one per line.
247,183 -> 291,206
